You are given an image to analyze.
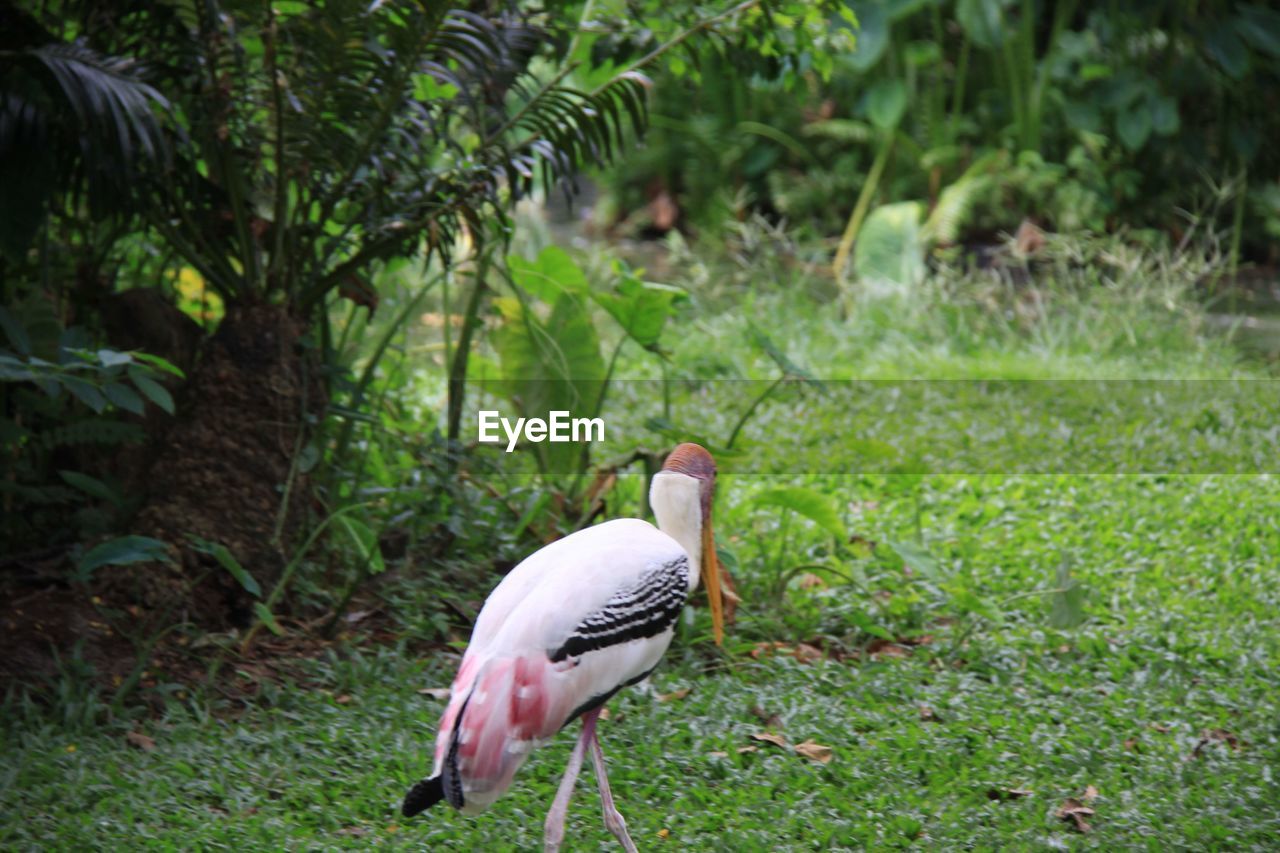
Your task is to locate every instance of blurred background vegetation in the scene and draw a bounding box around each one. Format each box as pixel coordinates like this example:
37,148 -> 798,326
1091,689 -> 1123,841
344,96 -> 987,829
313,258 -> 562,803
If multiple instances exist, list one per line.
1,0 -> 1277,710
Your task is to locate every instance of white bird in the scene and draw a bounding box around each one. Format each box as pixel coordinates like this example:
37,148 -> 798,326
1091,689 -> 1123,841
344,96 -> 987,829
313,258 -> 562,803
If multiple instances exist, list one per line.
402,443 -> 725,851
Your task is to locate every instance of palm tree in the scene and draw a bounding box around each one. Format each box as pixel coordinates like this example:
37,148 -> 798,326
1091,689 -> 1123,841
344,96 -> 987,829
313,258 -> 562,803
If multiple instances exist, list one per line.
2,0 -> 650,624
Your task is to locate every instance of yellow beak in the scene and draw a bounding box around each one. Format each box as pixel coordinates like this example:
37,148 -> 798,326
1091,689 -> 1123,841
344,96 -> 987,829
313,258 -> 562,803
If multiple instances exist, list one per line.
701,520 -> 724,645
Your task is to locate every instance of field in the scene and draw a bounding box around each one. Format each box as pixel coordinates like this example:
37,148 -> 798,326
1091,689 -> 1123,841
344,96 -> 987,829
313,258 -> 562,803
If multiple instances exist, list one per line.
5,238 -> 1278,850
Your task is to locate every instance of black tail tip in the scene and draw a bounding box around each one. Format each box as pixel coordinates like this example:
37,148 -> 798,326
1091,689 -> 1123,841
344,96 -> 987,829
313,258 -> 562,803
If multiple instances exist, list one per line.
402,775 -> 445,817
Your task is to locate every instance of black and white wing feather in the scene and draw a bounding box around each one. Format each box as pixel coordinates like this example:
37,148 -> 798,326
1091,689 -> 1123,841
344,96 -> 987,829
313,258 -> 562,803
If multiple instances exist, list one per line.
550,557 -> 689,662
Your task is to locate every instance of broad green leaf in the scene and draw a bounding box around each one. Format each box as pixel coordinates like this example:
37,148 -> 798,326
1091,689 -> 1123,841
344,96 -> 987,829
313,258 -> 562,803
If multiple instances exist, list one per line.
1150,94 -> 1179,136
956,0 -> 1008,49
490,291 -> 604,472
77,535 -> 170,580
103,382 -> 145,415
61,376 -> 108,413
58,470 -> 123,506
854,201 -> 925,291
845,2 -> 888,72
253,602 -> 284,636
592,271 -> 686,349
129,366 -> 175,414
130,351 -> 185,378
1236,5 -> 1280,57
753,487 -> 847,540
1048,557 -> 1087,629
97,349 -> 133,368
336,515 -> 385,575
506,246 -> 589,303
866,79 -> 908,131
885,540 -> 941,580
192,539 -> 261,597
1116,105 -> 1152,151
1061,99 -> 1102,133
1205,23 -> 1249,79
0,307 -> 31,355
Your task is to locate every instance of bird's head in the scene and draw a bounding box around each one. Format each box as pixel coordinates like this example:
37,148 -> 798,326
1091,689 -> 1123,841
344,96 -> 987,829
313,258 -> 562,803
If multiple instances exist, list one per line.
652,443 -> 723,645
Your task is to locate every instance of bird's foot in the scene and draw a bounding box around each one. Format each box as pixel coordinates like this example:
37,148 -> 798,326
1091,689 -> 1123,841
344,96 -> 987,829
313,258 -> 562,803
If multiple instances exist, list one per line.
603,807 -> 638,852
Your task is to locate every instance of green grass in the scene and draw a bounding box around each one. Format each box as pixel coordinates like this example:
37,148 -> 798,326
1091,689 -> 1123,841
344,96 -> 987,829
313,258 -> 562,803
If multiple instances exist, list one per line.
4,473 -> 1277,849
4,237 -> 1279,849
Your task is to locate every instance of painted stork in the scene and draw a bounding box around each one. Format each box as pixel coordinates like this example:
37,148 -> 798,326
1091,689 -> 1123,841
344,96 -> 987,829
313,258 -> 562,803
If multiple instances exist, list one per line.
402,443 -> 725,850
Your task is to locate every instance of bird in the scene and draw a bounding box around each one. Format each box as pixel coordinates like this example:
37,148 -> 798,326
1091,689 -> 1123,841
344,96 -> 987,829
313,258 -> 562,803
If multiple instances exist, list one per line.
402,442 -> 725,851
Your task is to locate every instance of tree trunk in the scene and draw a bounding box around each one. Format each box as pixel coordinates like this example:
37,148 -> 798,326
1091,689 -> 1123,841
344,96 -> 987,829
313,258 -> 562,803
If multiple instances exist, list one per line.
96,301 -> 322,628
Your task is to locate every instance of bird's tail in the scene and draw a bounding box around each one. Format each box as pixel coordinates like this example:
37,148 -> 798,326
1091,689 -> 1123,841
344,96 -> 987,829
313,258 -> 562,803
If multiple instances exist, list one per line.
401,775 -> 445,817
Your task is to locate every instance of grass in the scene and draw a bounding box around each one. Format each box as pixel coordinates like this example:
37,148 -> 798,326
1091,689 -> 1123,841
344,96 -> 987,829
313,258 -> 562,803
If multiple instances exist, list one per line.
3,235 -> 1279,849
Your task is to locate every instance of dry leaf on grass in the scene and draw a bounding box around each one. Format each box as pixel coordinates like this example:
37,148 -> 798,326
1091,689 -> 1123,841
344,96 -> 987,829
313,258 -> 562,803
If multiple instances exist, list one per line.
1149,722 -> 1171,733
1082,785 -> 1099,801
657,828 -> 670,839
793,643 -> 824,664
417,687 -> 451,700
1056,798 -> 1095,833
736,745 -> 759,754
1123,737 -> 1141,752
125,731 -> 156,751
336,826 -> 369,837
1191,728 -> 1242,758
749,706 -> 782,728
657,688 -> 690,703
867,641 -> 910,659
335,694 -> 352,705
598,708 -> 611,721
749,732 -> 789,749
1014,219 -> 1046,256
986,788 -> 1033,801
796,573 -> 826,590
707,751 -> 728,759
794,739 -> 833,764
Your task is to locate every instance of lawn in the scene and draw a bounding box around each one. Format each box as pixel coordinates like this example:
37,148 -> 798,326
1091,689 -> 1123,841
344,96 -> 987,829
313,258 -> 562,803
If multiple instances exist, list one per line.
4,244 -> 1279,850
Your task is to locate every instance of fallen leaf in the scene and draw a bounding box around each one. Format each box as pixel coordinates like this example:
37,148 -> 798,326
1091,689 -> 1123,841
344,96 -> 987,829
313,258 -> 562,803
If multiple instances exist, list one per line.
749,732 -> 788,749
1014,219 -> 1046,256
749,641 -> 791,659
867,640 -> 910,659
336,827 -> 369,837
125,731 -> 156,752
1123,737 -> 1141,752
598,707 -> 611,721
335,694 -> 352,705
749,706 -> 783,728
418,687 -> 451,700
1191,728 -> 1242,758
345,609 -> 373,624
986,788 -> 1033,801
736,745 -> 759,754
918,705 -> 938,722
796,573 -> 826,590
657,828 -> 670,839
793,643 -> 823,664
1056,797 -> 1095,833
1082,785 -> 1099,802
1149,722 -> 1171,733
707,751 -> 728,759
794,739 -> 833,764
658,688 -> 690,703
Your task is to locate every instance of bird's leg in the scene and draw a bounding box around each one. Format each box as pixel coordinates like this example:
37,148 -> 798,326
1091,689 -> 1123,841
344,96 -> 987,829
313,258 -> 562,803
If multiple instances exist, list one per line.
588,715 -> 638,853
543,709 -> 594,852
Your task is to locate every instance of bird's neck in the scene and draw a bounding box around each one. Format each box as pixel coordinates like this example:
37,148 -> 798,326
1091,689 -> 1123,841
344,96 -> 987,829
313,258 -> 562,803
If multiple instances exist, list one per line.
650,470 -> 704,591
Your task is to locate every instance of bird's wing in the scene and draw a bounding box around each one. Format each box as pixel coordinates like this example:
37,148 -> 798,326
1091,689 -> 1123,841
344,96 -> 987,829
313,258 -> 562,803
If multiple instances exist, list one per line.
426,518 -> 690,813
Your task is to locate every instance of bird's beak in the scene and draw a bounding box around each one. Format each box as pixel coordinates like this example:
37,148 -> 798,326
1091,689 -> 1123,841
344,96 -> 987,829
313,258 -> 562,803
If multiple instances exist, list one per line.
702,520 -> 724,645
